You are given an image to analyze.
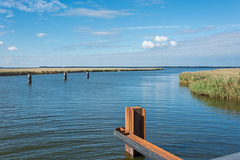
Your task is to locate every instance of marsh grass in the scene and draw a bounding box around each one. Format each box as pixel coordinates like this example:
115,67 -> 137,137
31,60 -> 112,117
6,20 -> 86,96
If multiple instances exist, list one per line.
0,68 -> 163,76
179,69 -> 240,100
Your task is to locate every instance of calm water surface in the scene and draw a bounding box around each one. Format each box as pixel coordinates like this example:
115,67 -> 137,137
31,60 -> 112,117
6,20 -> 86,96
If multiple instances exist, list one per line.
0,68 -> 240,160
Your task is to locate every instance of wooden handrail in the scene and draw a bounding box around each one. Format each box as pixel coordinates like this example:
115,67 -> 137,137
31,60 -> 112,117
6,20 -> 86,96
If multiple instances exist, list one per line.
114,106 -> 182,160
114,127 -> 182,160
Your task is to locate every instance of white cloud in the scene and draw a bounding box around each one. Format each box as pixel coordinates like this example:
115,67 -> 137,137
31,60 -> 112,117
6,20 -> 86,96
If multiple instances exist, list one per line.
0,40 -> 3,44
0,0 -> 67,12
56,8 -> 132,19
142,35 -> 177,49
170,40 -> 177,47
0,25 -> 4,28
0,8 -> 13,17
90,32 -> 116,35
154,36 -> 169,42
8,46 -> 18,51
36,33 -> 47,37
142,40 -> 155,49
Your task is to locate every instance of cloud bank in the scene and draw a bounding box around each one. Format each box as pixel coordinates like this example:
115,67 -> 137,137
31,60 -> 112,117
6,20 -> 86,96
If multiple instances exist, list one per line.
0,8 -> 13,17
56,8 -> 132,19
0,0 -> 67,12
1,31 -> 240,67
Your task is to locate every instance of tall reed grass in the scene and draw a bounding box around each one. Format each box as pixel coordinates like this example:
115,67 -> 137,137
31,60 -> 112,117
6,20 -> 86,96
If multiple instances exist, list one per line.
179,69 -> 240,100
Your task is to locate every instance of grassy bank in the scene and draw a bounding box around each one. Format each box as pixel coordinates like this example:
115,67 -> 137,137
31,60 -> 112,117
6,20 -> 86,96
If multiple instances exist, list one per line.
179,69 -> 240,100
0,67 -> 163,76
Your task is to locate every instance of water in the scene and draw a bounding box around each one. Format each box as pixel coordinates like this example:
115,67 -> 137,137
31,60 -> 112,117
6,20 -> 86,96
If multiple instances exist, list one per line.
0,68 -> 240,160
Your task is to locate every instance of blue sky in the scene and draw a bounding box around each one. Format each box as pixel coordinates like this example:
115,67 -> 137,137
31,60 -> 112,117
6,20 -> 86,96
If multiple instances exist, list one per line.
0,0 -> 240,67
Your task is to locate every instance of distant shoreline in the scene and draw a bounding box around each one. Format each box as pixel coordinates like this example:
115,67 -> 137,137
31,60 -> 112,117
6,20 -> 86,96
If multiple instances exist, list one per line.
0,68 -> 163,76
1,66 -> 240,69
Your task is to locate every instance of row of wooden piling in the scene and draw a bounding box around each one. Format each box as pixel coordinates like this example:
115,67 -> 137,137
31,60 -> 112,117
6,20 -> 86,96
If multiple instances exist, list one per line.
27,71 -> 89,84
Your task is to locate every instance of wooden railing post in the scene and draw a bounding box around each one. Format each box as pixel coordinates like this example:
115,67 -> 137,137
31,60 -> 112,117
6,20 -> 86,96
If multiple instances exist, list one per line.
125,107 -> 145,158
114,107 -> 183,160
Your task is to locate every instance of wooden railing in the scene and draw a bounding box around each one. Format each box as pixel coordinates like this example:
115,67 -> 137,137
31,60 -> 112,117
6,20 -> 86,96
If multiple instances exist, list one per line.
114,106 -> 182,160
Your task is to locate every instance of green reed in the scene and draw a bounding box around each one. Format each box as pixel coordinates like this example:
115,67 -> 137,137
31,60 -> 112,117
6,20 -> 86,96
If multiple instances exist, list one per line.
179,71 -> 240,100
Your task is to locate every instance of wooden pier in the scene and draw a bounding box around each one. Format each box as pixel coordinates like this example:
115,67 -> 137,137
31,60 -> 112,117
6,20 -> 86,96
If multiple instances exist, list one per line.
114,107 -> 182,160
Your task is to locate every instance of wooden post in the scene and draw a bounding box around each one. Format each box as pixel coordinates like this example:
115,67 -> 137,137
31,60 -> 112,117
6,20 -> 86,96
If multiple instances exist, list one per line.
28,74 -> 32,84
86,71 -> 89,79
114,107 -> 183,160
64,73 -> 67,80
125,107 -> 145,158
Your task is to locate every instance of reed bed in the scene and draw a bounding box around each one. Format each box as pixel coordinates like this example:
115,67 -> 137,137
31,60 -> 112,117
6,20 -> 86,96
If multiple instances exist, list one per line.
179,69 -> 240,100
0,67 -> 163,76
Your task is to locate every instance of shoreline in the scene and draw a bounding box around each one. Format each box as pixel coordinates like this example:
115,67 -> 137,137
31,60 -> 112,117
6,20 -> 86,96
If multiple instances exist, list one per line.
1,66 -> 240,69
0,67 -> 163,76
179,68 -> 240,100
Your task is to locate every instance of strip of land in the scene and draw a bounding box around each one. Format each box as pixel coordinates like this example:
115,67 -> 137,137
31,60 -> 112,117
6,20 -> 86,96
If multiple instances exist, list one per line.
0,67 -> 163,76
179,68 -> 240,100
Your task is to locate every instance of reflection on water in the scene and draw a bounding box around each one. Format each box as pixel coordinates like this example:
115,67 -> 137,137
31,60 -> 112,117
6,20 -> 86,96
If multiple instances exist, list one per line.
178,82 -> 190,88
179,82 -> 240,115
191,93 -> 240,115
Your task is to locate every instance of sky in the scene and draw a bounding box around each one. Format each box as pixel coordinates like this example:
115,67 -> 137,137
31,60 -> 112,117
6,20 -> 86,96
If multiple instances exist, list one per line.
0,0 -> 240,67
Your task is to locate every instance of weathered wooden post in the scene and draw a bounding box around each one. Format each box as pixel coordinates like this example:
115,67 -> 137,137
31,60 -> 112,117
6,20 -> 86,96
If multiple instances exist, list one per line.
64,73 -> 67,80
28,74 -> 32,84
125,107 -> 145,158
86,71 -> 89,79
114,107 -> 183,160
